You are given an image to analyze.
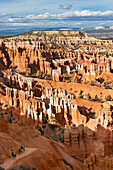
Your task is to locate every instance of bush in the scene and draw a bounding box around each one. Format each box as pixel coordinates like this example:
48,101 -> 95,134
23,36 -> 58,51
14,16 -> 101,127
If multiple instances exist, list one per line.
42,125 -> 46,129
91,81 -> 95,86
0,113 -> 4,119
94,95 -> 99,101
8,118 -> 12,123
19,165 -> 31,170
0,166 -> 4,170
43,118 -> 47,124
10,165 -> 31,170
67,80 -> 71,83
77,79 -> 82,83
35,125 -> 44,135
79,90 -> 83,95
5,80 -> 9,86
106,95 -> 112,101
48,123 -> 58,129
79,95 -> 83,99
46,75 -> 53,80
88,93 -> 91,100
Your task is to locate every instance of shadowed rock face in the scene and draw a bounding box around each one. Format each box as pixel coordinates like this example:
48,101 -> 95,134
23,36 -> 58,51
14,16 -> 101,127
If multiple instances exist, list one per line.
0,32 -> 113,128
94,124 -> 113,156
84,153 -> 113,170
64,124 -> 113,162
0,31 -> 113,169
0,117 -> 83,170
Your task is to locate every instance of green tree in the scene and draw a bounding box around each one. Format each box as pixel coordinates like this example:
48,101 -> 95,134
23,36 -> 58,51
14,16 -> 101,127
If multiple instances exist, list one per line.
9,118 -> 12,123
79,90 -> 83,95
106,95 -> 112,101
88,93 -> 91,100
79,90 -> 83,99
95,95 -> 98,101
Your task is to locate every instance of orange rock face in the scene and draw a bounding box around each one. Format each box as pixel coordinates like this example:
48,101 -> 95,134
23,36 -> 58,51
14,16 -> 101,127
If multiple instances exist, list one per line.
0,31 -> 113,169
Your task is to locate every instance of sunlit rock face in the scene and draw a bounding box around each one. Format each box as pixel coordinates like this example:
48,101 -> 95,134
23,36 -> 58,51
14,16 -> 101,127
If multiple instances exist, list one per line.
0,31 -> 113,169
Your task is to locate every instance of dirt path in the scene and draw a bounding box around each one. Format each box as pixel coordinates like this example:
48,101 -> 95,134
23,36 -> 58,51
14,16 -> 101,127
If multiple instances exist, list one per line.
1,148 -> 37,170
